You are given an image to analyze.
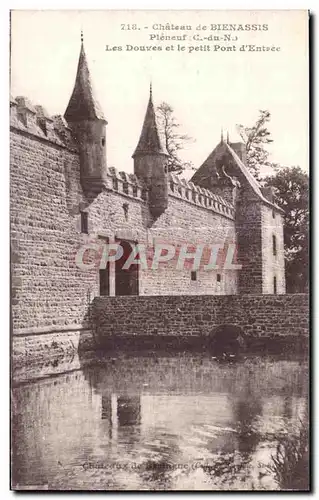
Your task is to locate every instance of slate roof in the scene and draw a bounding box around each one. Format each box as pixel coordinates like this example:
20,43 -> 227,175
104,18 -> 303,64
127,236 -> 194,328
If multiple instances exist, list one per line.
132,88 -> 169,158
64,42 -> 106,122
191,140 -> 284,213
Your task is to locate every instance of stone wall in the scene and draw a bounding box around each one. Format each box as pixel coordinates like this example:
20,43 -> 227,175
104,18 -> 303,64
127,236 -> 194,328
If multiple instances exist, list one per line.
93,294 -> 309,341
236,199 -> 263,294
10,122 -> 237,335
261,204 -> 286,294
12,328 -> 94,370
10,95 -> 287,340
11,294 -> 308,374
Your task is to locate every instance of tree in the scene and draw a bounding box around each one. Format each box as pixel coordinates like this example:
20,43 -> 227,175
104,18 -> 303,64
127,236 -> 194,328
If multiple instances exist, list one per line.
237,110 -> 279,180
156,102 -> 195,174
264,167 -> 309,293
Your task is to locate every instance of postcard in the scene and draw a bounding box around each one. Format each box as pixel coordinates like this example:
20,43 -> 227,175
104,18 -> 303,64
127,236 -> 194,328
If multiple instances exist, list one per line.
10,10 -> 309,491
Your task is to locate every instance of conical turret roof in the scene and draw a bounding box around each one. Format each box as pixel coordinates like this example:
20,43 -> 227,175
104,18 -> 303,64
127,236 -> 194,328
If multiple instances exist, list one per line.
64,38 -> 106,122
132,86 -> 168,157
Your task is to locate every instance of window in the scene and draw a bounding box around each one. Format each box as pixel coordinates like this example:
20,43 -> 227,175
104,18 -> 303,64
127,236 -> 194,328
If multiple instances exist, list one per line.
272,209 -> 275,219
272,234 -> 277,256
274,276 -> 277,294
101,137 -> 105,147
191,271 -> 197,281
122,202 -> 129,221
80,211 -> 88,234
217,274 -> 221,283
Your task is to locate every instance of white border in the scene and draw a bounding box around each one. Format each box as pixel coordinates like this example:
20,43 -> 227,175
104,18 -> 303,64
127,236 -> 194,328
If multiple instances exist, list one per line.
2,2 -> 315,499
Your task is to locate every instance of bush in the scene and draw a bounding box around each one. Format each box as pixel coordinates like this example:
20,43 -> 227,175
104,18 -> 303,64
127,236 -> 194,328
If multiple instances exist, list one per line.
267,417 -> 309,490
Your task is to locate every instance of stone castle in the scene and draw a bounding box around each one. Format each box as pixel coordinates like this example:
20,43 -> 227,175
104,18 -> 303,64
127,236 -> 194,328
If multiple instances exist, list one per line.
10,37 -> 288,350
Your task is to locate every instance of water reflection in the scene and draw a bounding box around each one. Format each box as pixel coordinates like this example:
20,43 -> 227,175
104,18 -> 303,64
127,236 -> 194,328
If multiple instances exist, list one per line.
11,354 -> 308,491
117,396 -> 141,427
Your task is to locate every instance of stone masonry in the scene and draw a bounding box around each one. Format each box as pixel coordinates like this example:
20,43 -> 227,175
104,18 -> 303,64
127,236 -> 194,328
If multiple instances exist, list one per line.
10,37 -> 289,362
93,294 -> 309,341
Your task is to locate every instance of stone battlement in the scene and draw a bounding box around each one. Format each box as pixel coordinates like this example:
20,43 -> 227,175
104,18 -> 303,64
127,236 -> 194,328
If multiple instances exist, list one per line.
169,173 -> 235,219
10,95 -> 77,151
106,167 -> 148,201
10,95 -> 234,219
106,166 -> 234,218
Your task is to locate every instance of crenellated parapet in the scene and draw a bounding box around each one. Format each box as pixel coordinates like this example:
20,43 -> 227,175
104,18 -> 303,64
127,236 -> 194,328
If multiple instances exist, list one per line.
10,95 -> 234,219
105,167 -> 234,218
10,95 -> 78,152
169,173 -> 235,220
107,167 -> 148,202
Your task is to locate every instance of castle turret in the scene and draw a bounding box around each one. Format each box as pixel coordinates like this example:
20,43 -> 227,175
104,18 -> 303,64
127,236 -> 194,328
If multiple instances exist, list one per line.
64,33 -> 107,194
132,85 -> 169,218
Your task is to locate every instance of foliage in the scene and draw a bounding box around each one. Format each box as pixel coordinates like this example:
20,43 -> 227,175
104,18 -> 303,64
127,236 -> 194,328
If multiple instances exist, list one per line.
156,102 -> 195,174
267,417 -> 309,491
237,110 -> 279,180
238,110 -> 308,293
264,167 -> 309,293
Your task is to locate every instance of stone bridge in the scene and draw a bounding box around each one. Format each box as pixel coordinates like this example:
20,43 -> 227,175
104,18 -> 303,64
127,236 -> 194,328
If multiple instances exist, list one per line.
92,294 -> 308,353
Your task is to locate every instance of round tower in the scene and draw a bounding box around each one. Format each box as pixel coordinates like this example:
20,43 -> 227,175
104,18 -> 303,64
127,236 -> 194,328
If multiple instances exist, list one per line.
64,33 -> 107,194
132,85 -> 169,218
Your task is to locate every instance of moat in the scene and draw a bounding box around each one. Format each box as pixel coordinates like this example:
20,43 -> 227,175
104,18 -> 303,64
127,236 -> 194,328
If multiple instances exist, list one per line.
11,353 -> 308,491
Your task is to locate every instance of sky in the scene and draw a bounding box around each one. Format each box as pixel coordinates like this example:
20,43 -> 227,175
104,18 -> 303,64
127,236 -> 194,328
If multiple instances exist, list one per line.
10,10 -> 309,177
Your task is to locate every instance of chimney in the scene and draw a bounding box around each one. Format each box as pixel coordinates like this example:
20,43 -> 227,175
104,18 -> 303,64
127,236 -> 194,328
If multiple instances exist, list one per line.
229,142 -> 247,165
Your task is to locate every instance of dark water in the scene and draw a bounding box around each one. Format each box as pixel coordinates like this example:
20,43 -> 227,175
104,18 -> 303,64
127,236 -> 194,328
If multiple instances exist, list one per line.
11,353 -> 308,491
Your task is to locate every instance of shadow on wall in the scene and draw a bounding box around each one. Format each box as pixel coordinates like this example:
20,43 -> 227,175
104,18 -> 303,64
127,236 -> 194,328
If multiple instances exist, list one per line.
208,324 -> 247,357
78,297 -> 99,354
